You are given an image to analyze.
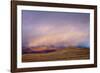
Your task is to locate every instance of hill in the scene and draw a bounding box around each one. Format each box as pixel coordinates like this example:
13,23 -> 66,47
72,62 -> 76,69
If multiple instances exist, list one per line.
22,47 -> 89,62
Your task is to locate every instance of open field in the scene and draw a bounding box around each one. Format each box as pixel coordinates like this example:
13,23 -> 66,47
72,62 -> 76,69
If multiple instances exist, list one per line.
22,48 -> 89,62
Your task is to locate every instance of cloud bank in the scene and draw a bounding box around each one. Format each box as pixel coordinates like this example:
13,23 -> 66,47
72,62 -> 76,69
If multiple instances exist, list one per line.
22,10 -> 90,48
28,25 -> 89,47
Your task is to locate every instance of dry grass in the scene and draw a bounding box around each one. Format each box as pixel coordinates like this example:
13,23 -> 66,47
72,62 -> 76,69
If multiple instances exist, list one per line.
22,48 -> 89,62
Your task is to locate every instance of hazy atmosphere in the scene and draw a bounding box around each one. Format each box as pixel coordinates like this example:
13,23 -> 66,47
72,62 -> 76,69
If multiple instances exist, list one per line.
22,10 -> 90,62
22,10 -> 90,48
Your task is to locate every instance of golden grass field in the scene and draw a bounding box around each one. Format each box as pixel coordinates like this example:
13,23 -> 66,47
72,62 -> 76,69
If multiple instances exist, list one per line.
22,48 -> 89,62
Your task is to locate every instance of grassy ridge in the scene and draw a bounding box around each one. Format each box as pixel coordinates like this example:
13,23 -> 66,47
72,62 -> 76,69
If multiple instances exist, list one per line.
22,48 -> 89,62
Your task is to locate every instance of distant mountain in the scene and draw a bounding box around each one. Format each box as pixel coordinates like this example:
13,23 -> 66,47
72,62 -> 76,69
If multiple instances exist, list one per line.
22,45 -> 89,54
30,45 -> 67,49
22,47 -> 33,54
22,46 -> 56,54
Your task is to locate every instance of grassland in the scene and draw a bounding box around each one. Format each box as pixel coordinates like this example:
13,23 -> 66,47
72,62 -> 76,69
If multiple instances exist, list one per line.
22,47 -> 89,62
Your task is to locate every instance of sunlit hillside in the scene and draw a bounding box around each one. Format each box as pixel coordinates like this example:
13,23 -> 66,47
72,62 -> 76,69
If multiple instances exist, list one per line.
22,47 -> 89,62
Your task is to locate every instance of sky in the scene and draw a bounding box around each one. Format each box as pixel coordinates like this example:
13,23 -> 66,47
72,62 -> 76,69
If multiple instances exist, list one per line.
22,10 -> 90,48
